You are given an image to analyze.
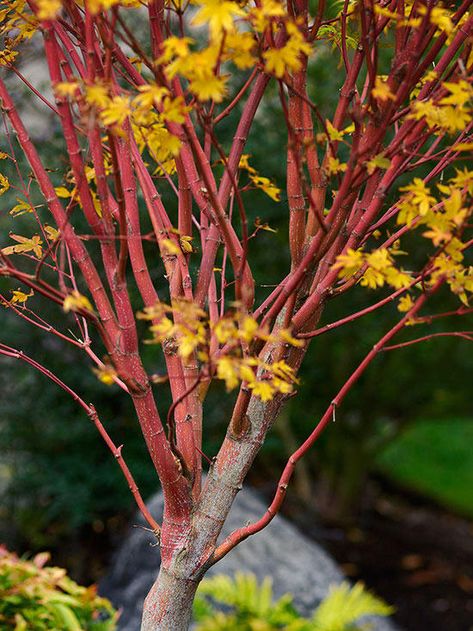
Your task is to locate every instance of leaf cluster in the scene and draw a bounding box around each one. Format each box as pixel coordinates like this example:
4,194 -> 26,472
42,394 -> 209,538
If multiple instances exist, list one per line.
193,572 -> 393,631
0,546 -> 117,630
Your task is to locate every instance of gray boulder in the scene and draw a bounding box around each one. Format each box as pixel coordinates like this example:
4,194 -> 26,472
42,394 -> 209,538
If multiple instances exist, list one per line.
100,487 -> 398,630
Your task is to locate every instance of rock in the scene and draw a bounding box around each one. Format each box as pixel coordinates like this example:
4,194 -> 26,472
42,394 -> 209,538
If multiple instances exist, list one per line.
100,487 -> 399,630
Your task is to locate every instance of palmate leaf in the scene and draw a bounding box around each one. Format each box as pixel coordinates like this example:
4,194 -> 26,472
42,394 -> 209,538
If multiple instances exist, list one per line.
311,582 -> 394,631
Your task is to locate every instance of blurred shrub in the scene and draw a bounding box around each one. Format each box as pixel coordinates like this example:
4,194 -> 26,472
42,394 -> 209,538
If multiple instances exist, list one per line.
193,572 -> 393,630
0,545 -> 117,630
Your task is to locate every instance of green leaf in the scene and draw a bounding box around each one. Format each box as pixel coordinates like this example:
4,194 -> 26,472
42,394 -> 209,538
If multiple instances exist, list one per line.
50,602 -> 82,630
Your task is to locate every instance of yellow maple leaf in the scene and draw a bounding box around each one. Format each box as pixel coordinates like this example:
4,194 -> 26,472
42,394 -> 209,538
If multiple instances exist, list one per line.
2,234 -> 43,258
87,0 -> 120,15
44,225 -> 60,241
238,315 -> 259,343
93,365 -> 117,385
249,174 -> 281,201
100,96 -> 132,126
9,198 -> 34,217
372,76 -> 396,102
384,267 -> 411,289
85,83 -> 110,109
366,154 -> 391,175
189,74 -> 228,103
400,178 -> 436,215
440,80 -> 473,107
452,142 -> 473,152
326,157 -> 347,175
179,235 -> 194,254
192,0 -> 245,39
10,288 -> 34,305
360,267 -> 384,289
263,22 -> 311,78
157,36 -> 194,65
326,120 -> 344,142
278,328 -> 303,347
161,238 -> 181,256
213,317 -> 238,344
397,295 -> 414,313
55,186 -> 74,198
133,84 -> 169,110
333,248 -> 364,278
249,380 -> 275,402
216,356 -> 240,390
54,81 -> 80,98
0,173 -> 10,195
36,0 -> 61,20
63,291 -> 94,313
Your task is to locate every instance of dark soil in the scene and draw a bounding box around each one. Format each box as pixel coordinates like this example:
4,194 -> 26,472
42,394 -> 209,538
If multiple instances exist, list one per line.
286,480 -> 473,631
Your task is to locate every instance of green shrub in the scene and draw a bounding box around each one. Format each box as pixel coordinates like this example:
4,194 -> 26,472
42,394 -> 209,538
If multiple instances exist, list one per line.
0,546 -> 117,630
193,572 -> 393,631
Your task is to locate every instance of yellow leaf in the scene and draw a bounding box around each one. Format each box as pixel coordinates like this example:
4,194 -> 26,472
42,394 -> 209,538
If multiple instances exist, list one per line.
85,83 -> 110,109
161,96 -> 190,124
326,157 -> 347,175
100,96 -> 132,127
0,173 -> 10,195
254,217 -> 277,233
63,291 -> 94,314
213,317 -> 238,344
55,186 -> 73,198
263,22 -> 311,78
366,154 -> 391,175
189,73 -> 228,103
372,76 -> 395,102
399,178 -> 436,216
249,380 -> 275,402
179,235 -> 194,253
2,234 -> 43,258
326,120 -> 344,142
10,288 -> 34,305
360,267 -> 385,289
92,365 -> 117,386
192,0 -> 245,39
44,225 -> 60,241
10,198 -> 34,217
452,142 -> 473,152
439,80 -> 473,107
87,0 -> 120,15
278,328 -> 303,347
333,248 -> 364,278
36,0 -> 61,20
216,356 -> 240,390
249,175 -> 281,201
397,295 -> 414,313
239,154 -> 257,175
238,315 -> 259,343
55,81 -> 80,98
161,238 -> 181,256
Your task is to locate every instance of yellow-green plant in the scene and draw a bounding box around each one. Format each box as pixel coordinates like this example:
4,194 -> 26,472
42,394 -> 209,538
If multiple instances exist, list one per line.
193,572 -> 393,631
0,546 -> 117,630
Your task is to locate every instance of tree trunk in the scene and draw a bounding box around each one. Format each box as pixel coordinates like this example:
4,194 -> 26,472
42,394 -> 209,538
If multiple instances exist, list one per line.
141,566 -> 200,631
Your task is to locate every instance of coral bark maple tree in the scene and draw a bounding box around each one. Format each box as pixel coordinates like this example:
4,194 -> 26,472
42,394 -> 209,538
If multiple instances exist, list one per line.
1,0 -> 473,628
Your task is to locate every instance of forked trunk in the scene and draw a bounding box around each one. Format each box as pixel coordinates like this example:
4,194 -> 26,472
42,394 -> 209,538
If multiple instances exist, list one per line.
141,566 -> 200,631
